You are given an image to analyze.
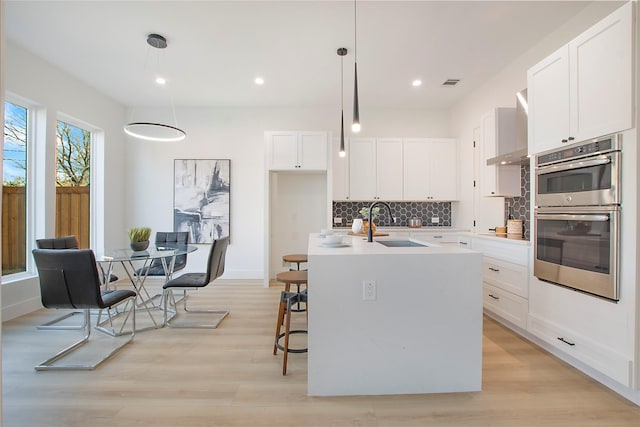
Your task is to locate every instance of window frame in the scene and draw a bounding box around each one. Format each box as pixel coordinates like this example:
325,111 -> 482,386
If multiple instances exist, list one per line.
56,113 -> 104,251
3,94 -> 37,281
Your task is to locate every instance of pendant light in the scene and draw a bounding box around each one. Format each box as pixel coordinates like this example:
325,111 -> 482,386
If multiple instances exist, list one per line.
352,0 -> 361,133
124,33 -> 186,142
337,48 -> 347,158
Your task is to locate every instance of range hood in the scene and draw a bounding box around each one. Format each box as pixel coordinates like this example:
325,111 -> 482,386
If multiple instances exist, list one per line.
486,147 -> 529,165
487,89 -> 530,166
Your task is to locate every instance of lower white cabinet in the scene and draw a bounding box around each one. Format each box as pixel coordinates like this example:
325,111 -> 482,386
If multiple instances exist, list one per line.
483,284 -> 528,330
528,314 -> 632,387
473,237 -> 530,330
410,231 -> 468,247
483,257 -> 528,298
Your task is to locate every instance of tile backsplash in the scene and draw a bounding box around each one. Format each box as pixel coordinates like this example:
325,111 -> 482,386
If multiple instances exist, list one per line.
332,201 -> 452,227
504,164 -> 530,239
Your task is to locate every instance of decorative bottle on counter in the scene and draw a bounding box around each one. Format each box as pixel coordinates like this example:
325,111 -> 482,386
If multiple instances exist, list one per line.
352,218 -> 363,234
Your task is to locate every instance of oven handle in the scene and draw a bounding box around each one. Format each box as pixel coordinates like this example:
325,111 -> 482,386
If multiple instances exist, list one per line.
536,213 -> 610,222
537,155 -> 611,174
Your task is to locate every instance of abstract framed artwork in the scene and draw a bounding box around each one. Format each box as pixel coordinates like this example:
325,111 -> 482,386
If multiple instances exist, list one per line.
173,159 -> 230,244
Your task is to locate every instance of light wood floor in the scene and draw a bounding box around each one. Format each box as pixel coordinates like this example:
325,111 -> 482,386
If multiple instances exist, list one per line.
2,280 -> 640,427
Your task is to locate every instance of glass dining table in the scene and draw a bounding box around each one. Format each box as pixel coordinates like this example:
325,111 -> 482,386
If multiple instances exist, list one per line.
94,244 -> 198,333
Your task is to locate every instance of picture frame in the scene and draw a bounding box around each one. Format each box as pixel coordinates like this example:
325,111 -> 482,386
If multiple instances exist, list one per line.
173,159 -> 230,244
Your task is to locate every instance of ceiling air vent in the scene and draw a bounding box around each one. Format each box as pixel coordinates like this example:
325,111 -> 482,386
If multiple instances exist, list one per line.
442,79 -> 461,86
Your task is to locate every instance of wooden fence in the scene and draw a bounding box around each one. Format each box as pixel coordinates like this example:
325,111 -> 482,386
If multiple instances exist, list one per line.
2,186 -> 90,274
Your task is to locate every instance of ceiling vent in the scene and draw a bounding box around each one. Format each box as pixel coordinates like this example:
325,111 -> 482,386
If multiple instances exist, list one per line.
442,79 -> 461,86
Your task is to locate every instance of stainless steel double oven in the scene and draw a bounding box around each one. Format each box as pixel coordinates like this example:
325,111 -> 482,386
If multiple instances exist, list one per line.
534,133 -> 621,301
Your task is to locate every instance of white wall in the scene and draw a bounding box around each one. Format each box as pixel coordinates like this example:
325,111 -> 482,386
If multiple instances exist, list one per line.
450,1 -> 624,233
124,106 -> 452,279
3,40 -> 127,319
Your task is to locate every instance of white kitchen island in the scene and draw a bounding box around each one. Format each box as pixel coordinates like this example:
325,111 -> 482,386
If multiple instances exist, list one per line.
307,233 -> 483,396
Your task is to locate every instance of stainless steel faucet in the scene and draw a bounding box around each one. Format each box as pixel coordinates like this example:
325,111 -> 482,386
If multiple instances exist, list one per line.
367,201 -> 395,242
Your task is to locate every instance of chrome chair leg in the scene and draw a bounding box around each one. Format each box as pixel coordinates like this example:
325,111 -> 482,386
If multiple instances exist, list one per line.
35,301 -> 135,371
36,310 -> 86,330
163,289 -> 229,329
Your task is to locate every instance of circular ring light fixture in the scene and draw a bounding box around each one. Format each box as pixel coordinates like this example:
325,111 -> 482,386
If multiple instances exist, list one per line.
124,33 -> 186,142
124,122 -> 186,142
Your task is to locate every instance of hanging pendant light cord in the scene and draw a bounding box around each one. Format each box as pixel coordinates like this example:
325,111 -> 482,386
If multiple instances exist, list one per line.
354,0 -> 358,77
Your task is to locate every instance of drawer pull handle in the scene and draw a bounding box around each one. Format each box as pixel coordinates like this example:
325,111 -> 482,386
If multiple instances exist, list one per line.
557,337 -> 575,346
433,236 -> 443,239
488,267 -> 500,272
488,294 -> 500,300
460,241 -> 468,245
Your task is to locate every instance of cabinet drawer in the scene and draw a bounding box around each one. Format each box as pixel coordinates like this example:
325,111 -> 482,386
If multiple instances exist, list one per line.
411,232 -> 459,244
483,284 -> 528,330
483,257 -> 528,298
528,314 -> 632,387
472,238 -> 529,265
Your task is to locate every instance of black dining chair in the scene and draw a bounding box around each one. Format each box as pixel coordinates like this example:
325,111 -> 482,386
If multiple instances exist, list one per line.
32,248 -> 136,370
162,236 -> 230,328
135,231 -> 189,280
35,235 -> 119,330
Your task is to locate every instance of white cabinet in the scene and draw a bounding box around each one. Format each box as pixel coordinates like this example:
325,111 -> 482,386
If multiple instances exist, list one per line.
332,137 -> 350,200
403,138 -> 458,201
473,237 -> 530,330
480,108 -> 520,197
376,139 -> 404,200
266,131 -> 328,171
528,313 -> 632,387
349,138 -> 403,200
528,2 -> 633,154
410,231 -> 468,247
527,46 -> 570,154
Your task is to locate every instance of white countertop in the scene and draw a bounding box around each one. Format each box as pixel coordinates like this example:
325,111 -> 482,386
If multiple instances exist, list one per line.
470,232 -> 531,245
309,233 -> 476,255
333,226 -> 470,233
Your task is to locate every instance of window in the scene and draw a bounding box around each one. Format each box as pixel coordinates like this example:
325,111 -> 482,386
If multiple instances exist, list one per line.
2,101 -> 28,275
56,120 -> 91,248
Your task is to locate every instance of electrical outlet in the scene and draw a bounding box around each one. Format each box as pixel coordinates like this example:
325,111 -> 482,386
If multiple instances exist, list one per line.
431,216 -> 440,224
334,217 -> 342,225
363,280 -> 376,301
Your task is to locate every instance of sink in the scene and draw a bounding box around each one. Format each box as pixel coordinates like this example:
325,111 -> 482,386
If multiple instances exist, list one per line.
376,240 -> 427,248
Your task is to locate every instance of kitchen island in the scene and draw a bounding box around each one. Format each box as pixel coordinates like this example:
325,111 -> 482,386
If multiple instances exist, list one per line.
307,233 -> 483,396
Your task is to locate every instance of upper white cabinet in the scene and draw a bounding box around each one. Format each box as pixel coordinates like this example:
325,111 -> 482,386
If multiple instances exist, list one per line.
332,137 -> 350,200
266,131 -> 328,171
403,138 -> 458,201
349,138 -> 403,200
528,2 -> 633,154
480,108 -> 520,197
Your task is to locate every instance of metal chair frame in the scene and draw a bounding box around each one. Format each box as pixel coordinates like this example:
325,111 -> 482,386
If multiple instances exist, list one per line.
35,236 -> 119,330
162,236 -> 230,329
33,249 -> 136,371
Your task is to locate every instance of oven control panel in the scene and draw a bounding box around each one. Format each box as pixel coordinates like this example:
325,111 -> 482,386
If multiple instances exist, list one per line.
537,134 -> 619,167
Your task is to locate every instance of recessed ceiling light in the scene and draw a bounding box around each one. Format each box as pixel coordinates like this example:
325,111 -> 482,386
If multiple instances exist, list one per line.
412,79 -> 422,87
254,77 -> 264,85
155,76 -> 166,85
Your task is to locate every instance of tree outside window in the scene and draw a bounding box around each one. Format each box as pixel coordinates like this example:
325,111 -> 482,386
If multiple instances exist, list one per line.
56,120 -> 91,248
3,101 -> 28,275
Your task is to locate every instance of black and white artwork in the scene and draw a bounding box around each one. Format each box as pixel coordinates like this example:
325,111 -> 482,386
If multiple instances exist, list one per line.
174,159 -> 230,244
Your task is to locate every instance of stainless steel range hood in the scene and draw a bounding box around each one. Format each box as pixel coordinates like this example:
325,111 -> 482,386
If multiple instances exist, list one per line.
486,147 -> 529,165
487,89 -> 530,166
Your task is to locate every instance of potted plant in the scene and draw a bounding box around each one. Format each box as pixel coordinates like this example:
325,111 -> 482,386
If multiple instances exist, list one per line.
359,206 -> 380,233
128,227 -> 152,251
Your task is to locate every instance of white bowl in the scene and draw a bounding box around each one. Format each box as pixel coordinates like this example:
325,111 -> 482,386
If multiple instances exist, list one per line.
320,228 -> 334,236
324,234 -> 343,245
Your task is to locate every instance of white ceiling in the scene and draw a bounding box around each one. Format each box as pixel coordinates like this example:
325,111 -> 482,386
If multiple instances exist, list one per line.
4,1 -> 616,110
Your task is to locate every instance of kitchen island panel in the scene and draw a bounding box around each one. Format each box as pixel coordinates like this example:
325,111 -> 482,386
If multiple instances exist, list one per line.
308,238 -> 482,396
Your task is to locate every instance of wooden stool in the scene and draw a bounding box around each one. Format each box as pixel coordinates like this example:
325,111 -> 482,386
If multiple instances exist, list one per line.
273,271 -> 308,375
277,266 -> 307,312
282,253 -> 308,271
